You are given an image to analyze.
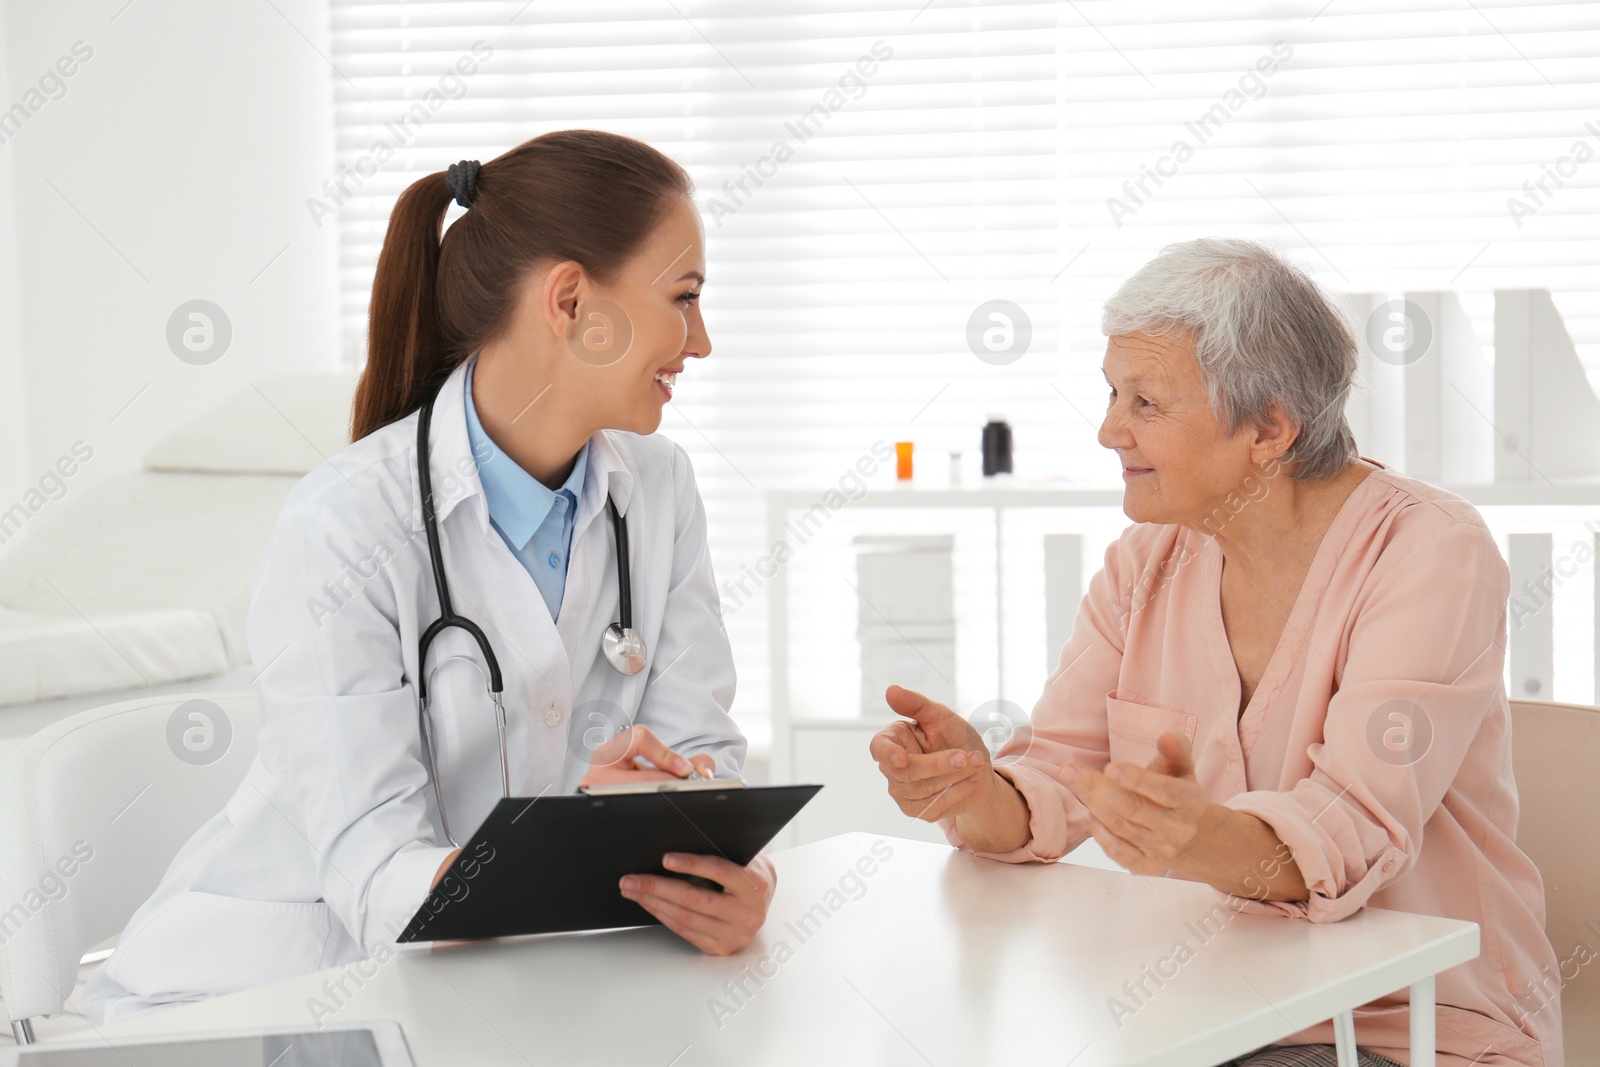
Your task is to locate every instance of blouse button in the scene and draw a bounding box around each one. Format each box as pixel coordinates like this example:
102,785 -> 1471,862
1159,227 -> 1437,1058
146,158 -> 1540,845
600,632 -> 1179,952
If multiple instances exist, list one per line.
544,705 -> 563,726
547,552 -> 560,568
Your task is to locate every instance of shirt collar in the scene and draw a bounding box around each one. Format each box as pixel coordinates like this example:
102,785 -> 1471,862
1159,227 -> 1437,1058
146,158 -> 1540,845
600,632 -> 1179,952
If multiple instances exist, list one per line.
421,356 -> 637,534
463,357 -> 588,551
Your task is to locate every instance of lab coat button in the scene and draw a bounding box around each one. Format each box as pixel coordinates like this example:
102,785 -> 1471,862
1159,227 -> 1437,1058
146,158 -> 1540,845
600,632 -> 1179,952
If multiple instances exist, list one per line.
544,706 -> 563,726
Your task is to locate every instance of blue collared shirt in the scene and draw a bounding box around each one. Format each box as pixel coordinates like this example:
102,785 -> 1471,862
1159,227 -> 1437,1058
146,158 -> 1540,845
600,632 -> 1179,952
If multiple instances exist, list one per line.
463,358 -> 588,621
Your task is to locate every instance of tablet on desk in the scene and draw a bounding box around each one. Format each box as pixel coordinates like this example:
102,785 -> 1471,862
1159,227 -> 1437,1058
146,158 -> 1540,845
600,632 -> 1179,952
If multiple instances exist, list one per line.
0,1020 -> 413,1066
399,782 -> 821,943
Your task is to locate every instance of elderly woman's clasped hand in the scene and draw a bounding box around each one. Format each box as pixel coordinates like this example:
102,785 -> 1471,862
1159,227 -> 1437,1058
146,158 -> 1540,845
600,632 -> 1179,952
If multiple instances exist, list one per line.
1059,732 -> 1219,877
1061,735 -> 1307,897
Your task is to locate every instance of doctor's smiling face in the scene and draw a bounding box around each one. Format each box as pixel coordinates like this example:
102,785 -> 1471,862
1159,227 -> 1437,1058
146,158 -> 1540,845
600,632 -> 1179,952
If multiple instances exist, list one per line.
467,193 -> 709,485
355,131 -> 708,489
558,193 -> 710,435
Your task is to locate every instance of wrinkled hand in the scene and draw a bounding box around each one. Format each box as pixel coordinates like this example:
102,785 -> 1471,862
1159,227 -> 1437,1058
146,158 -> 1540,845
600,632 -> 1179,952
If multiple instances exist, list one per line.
868,685 -> 997,823
1060,732 -> 1223,877
577,724 -> 716,789
620,851 -> 777,956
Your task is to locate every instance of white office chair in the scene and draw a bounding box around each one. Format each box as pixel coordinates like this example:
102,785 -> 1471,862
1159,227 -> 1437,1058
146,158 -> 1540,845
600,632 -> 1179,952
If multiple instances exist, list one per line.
0,692 -> 257,1043
1509,699 -> 1600,1066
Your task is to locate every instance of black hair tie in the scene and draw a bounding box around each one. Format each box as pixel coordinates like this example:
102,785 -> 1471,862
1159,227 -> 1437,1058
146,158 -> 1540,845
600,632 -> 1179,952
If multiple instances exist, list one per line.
445,159 -> 481,209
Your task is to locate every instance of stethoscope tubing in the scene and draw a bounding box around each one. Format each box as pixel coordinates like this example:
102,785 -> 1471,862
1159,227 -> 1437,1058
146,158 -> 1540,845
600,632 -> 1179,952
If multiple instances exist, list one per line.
413,369 -> 640,847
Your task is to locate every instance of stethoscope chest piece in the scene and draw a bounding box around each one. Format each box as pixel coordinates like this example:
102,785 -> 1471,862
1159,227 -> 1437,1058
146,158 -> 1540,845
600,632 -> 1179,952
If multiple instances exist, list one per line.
602,623 -> 647,675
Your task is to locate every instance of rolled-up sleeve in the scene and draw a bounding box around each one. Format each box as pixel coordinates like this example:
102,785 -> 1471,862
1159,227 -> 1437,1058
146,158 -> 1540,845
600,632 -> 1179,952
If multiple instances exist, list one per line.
247,497 -> 451,955
1219,518 -> 1509,922
940,535 -> 1132,863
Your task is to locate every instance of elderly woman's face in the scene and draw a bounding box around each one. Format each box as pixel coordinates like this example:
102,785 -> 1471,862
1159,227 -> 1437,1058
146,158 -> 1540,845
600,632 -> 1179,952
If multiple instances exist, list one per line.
1098,330 -> 1263,526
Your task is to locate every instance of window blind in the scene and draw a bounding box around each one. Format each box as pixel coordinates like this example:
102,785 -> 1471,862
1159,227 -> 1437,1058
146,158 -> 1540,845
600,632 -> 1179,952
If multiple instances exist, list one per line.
328,1 -> 1600,741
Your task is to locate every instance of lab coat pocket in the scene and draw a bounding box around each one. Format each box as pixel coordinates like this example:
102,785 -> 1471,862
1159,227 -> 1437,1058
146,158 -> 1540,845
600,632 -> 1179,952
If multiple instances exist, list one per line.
1104,694 -> 1197,769
107,890 -> 335,999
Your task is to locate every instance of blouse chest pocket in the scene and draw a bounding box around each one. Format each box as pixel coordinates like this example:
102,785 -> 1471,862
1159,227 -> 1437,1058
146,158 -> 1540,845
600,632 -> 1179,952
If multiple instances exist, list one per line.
1104,694 -> 1199,769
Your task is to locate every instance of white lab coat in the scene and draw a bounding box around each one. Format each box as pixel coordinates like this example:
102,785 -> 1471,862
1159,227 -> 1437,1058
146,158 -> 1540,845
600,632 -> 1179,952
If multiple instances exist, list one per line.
84,357 -> 743,1022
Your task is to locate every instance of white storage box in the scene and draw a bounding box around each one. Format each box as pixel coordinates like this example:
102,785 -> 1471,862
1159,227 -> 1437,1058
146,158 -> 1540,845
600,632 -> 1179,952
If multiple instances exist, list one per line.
854,534 -> 956,714
852,534 -> 955,623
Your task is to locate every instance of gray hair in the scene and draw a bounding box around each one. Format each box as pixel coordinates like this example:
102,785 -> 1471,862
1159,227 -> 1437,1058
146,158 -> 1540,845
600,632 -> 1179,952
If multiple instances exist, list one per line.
1100,237 -> 1359,481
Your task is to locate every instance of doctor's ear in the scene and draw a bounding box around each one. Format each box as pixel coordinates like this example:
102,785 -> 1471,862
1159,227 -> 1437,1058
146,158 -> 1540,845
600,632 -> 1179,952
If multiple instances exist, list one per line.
536,260 -> 588,340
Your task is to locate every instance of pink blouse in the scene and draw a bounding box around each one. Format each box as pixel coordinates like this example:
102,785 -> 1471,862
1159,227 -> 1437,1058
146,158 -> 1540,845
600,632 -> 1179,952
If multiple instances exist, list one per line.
942,465 -> 1561,1067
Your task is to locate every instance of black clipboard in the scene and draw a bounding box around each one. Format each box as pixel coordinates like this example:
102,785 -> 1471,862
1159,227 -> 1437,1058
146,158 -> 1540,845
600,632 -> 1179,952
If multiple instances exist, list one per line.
398,783 -> 822,943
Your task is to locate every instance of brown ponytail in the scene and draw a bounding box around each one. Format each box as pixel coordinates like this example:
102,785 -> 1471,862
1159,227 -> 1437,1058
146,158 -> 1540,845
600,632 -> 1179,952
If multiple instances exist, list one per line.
349,130 -> 694,441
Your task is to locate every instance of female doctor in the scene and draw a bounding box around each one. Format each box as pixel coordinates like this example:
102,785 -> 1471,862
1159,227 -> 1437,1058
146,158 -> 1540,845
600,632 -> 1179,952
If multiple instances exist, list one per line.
85,129 -> 775,1023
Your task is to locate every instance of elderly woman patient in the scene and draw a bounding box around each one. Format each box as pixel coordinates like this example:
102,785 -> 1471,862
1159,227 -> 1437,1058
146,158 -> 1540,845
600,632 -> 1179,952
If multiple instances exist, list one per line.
871,239 -> 1560,1067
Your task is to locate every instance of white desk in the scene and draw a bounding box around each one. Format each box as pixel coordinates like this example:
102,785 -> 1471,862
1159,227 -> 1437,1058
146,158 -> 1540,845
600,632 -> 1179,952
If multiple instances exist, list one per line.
91,834 -> 1478,1067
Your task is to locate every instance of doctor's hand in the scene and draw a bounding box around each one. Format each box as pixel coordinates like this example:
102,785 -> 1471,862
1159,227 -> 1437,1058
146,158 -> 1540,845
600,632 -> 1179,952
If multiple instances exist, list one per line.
869,685 -> 1033,854
620,850 -> 777,956
577,724 -> 716,790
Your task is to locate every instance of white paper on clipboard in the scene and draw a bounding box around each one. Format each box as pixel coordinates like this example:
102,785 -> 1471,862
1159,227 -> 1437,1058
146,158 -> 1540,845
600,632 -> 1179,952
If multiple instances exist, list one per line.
579,775 -> 747,796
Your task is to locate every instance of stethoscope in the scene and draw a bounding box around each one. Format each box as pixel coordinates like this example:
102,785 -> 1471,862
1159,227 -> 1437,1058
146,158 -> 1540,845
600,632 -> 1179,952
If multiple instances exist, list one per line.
415,372 -> 648,847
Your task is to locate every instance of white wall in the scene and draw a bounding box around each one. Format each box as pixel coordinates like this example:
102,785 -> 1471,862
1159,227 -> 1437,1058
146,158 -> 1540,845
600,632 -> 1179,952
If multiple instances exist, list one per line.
0,8 -> 25,510
0,0 -> 339,519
